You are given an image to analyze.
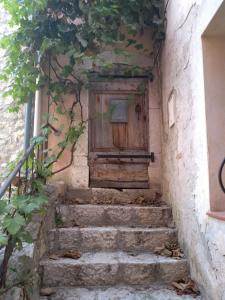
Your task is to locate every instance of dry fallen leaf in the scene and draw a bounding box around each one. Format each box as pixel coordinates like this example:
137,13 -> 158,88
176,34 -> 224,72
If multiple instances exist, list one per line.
162,248 -> 173,257
49,254 -> 59,260
172,281 -> 184,290
75,197 -> 86,204
172,278 -> 200,296
135,195 -> 146,205
154,242 -> 184,259
61,250 -> 81,259
172,248 -> 185,258
154,246 -> 165,254
40,288 -> 57,296
165,241 -> 178,251
72,220 -> 80,227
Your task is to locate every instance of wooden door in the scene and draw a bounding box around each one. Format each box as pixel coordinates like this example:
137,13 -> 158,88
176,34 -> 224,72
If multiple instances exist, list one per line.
89,79 -> 151,188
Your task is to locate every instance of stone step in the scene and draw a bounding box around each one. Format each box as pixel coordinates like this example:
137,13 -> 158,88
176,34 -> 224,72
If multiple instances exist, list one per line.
64,188 -> 163,206
40,252 -> 189,288
57,204 -> 173,228
45,286 -> 201,300
49,227 -> 177,253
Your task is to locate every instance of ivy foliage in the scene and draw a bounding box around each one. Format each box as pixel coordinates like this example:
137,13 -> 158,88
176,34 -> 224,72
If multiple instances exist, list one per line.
0,178 -> 48,290
0,0 -> 165,110
0,192 -> 48,247
0,0 -> 165,175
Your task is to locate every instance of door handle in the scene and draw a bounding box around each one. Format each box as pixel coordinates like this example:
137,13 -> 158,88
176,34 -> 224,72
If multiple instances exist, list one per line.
135,103 -> 142,120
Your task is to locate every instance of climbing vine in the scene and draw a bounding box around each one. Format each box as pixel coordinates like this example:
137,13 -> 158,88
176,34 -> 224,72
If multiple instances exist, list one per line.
0,0 -> 166,177
0,0 -> 165,293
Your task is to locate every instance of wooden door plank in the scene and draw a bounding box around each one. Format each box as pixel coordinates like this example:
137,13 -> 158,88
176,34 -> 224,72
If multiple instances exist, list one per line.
112,123 -> 128,149
93,93 -> 113,150
90,180 -> 149,189
90,163 -> 148,182
127,95 -> 146,149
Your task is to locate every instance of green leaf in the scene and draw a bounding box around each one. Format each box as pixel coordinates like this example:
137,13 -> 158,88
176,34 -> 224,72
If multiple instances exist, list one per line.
19,231 -> 33,243
76,34 -> 88,48
23,202 -> 40,214
0,201 -> 7,214
61,65 -> 74,77
12,194 -> 48,214
58,140 -> 67,149
126,39 -> 137,47
31,135 -> 47,145
3,214 -> 26,235
56,105 -> 63,115
0,233 -> 8,246
135,44 -> 144,50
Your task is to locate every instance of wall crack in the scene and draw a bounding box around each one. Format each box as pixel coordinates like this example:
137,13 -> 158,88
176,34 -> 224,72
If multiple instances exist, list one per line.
176,3 -> 196,31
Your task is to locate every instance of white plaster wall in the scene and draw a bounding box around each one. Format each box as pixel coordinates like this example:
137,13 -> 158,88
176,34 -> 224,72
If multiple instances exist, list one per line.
161,1 -> 225,299
149,76 -> 162,190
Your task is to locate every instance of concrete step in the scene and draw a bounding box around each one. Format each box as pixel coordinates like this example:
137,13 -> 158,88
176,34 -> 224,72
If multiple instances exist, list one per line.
50,227 -> 177,253
40,252 -> 189,288
46,286 -> 201,300
64,188 -> 163,206
57,204 -> 173,228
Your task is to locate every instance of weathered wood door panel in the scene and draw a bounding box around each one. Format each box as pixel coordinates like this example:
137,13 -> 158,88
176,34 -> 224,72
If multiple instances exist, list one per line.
89,80 -> 150,188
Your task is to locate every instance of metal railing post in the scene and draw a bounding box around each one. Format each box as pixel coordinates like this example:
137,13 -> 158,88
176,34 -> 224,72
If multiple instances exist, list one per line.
24,94 -> 34,151
33,89 -> 42,137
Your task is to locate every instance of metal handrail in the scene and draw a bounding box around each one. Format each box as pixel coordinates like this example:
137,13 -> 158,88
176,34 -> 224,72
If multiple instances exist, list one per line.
0,143 -> 35,199
0,140 -> 44,200
219,157 -> 225,194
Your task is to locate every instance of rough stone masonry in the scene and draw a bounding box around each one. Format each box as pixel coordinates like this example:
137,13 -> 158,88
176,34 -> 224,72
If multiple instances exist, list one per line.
0,9 -> 24,177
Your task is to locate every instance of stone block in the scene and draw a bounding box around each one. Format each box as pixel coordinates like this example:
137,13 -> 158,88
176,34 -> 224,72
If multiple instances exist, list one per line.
58,204 -> 173,228
134,206 -> 172,227
70,166 -> 89,188
81,227 -> 118,251
105,206 -> 133,226
40,252 -> 189,287
65,188 -> 162,205
50,227 -> 177,253
118,228 -> 177,252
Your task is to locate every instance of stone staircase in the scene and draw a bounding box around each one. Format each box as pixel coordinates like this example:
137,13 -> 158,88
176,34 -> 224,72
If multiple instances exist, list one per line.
39,188 -> 200,299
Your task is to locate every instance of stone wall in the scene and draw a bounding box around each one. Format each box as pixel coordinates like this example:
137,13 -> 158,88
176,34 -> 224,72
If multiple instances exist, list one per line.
0,9 -> 24,176
161,1 -> 225,299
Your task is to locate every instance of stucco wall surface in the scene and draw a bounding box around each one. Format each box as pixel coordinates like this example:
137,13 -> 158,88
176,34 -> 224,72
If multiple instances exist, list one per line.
161,1 -> 225,299
49,32 -> 162,189
0,10 -> 24,176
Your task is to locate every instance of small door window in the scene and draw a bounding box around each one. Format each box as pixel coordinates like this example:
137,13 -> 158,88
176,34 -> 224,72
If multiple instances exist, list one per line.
110,99 -> 128,123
